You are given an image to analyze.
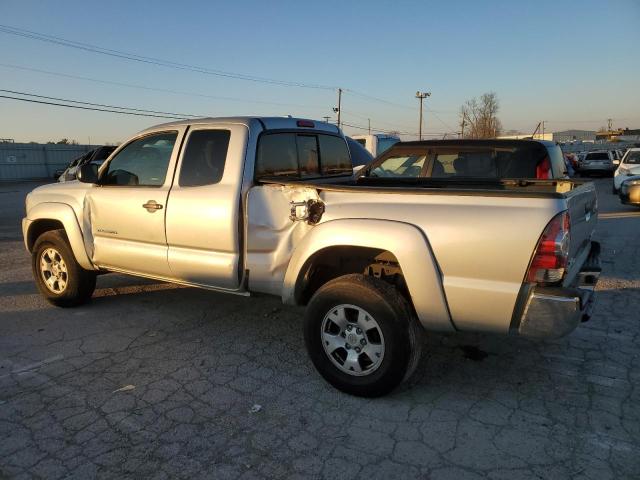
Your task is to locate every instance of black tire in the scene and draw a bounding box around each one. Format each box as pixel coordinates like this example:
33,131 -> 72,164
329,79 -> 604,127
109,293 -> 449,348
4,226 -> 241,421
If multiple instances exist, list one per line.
612,186 -> 618,195
32,229 -> 96,307
304,274 -> 423,397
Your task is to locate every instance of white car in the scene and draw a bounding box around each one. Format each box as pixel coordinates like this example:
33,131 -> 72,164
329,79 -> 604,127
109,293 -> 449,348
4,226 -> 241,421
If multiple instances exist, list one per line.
613,148 -> 640,193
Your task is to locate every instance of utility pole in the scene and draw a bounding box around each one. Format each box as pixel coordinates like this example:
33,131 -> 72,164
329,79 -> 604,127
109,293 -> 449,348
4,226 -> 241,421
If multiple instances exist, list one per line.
333,88 -> 342,129
541,120 -> 545,140
460,113 -> 466,138
531,121 -> 541,139
607,118 -> 613,131
415,91 -> 431,140
368,118 -> 371,135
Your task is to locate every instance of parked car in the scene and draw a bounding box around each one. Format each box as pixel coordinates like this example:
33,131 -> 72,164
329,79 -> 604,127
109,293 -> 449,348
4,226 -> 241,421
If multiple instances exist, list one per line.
613,147 -> 640,193
619,175 -> 640,206
58,146 -> 116,182
22,116 -> 601,397
345,136 -> 374,173
359,139 -> 569,180
578,150 -> 616,176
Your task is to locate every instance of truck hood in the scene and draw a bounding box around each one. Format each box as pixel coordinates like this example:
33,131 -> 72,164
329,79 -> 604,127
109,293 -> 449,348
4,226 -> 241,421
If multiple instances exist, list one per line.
26,181 -> 92,219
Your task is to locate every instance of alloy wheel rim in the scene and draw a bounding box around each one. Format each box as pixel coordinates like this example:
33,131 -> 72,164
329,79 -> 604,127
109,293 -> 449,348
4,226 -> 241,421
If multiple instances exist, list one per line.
320,304 -> 385,376
40,247 -> 68,294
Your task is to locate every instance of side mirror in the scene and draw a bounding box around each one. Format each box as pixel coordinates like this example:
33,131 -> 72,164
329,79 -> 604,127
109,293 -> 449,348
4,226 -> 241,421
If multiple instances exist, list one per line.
77,163 -> 99,184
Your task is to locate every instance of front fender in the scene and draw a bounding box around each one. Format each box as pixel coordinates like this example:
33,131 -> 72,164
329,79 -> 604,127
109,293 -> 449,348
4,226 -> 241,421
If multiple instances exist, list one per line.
282,219 -> 454,332
23,202 -> 95,270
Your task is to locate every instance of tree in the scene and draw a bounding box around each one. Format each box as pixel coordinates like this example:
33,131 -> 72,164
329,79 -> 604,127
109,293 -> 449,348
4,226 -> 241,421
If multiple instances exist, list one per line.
459,92 -> 502,138
56,138 -> 70,144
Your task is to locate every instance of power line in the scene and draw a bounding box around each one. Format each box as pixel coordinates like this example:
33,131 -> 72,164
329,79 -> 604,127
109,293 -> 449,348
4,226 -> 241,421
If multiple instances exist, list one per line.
0,89 -> 203,118
341,121 -> 452,137
0,24 -> 461,125
0,24 -> 336,90
1,63 -> 428,135
340,109 -> 417,132
0,63 -> 329,110
0,94 -> 183,119
2,87 -> 434,137
0,89 -> 459,138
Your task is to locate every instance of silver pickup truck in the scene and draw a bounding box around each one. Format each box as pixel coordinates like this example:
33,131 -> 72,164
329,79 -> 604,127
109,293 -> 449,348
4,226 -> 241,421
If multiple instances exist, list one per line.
22,117 -> 601,397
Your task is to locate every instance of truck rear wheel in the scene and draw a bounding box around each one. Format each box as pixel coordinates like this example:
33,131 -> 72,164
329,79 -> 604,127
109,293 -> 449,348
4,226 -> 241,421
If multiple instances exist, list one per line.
32,230 -> 96,307
304,274 -> 423,397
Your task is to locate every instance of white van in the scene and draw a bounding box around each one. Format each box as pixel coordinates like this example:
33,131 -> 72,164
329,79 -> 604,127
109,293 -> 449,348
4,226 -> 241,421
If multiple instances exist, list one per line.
351,134 -> 400,157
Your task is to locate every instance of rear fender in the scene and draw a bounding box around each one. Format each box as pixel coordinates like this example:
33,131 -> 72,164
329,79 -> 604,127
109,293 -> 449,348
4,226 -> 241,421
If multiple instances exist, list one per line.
282,218 -> 454,332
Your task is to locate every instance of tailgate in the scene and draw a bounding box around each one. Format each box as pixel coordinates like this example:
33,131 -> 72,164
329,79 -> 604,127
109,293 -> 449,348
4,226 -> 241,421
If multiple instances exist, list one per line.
565,182 -> 598,277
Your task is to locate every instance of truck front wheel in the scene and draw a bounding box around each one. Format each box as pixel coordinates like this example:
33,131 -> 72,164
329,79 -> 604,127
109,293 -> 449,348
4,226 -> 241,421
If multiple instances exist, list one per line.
304,274 -> 423,397
32,230 -> 96,307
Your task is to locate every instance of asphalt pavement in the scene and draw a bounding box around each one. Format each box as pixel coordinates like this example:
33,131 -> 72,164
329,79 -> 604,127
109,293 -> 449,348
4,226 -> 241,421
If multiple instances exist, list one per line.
1,178 -> 639,479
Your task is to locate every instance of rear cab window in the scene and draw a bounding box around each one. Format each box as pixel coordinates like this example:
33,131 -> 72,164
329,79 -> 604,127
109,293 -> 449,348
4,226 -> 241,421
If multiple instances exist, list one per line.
255,132 -> 352,180
179,129 -> 231,186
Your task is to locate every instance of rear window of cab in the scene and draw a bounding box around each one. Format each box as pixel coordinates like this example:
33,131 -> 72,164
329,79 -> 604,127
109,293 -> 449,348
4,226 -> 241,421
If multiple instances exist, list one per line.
255,132 -> 352,179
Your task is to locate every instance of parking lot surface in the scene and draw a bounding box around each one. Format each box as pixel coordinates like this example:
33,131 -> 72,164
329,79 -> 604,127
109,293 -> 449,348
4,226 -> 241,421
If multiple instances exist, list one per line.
1,178 -> 639,479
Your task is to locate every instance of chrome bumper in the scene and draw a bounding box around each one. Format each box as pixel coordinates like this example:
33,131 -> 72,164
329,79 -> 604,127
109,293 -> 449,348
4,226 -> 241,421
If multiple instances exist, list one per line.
517,241 -> 601,339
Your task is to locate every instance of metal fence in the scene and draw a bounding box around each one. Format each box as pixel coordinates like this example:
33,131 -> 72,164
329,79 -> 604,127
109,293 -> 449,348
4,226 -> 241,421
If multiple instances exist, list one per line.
0,143 -> 95,181
560,141 -> 639,154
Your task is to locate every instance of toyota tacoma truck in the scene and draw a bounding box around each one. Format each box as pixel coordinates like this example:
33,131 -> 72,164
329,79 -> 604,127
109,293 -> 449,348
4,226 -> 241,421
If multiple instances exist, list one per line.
23,117 -> 601,397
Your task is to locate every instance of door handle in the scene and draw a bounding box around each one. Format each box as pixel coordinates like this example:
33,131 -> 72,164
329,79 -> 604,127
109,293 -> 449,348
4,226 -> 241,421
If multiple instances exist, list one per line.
142,200 -> 163,212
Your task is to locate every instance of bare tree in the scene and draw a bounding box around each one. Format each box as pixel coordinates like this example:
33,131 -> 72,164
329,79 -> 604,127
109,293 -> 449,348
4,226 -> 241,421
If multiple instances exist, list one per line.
459,92 -> 502,138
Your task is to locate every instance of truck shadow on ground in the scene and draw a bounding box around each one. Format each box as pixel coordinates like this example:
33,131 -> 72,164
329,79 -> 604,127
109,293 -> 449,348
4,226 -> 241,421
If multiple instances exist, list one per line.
1,275 -> 636,404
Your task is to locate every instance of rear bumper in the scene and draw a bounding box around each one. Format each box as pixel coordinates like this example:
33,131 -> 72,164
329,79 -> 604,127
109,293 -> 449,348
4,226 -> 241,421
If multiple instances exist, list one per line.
579,164 -> 615,173
516,241 -> 601,339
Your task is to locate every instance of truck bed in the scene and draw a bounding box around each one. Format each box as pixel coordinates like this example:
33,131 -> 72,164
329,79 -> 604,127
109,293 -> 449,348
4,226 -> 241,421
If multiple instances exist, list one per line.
251,177 -> 598,334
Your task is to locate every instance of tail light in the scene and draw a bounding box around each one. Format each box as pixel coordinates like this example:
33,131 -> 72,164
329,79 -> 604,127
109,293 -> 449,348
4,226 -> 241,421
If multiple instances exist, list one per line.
536,156 -> 551,179
526,211 -> 570,284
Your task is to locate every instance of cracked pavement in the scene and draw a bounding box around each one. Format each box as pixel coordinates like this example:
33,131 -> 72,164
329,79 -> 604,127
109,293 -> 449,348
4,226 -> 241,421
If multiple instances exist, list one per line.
1,179 -> 639,479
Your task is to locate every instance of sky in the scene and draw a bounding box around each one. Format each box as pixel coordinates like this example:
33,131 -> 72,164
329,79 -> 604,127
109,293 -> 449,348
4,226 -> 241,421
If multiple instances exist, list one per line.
0,0 -> 639,144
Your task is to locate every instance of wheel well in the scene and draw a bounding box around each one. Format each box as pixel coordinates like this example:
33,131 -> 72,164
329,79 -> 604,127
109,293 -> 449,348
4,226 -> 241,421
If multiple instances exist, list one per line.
295,246 -> 408,305
27,219 -> 65,252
